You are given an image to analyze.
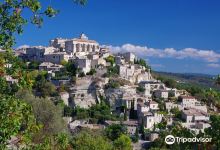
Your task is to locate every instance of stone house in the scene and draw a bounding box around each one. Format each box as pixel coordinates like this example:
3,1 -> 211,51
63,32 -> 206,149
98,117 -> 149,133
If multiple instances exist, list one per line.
181,108 -> 209,123
44,52 -> 71,64
39,62 -> 64,72
104,120 -> 138,135
154,89 -> 169,99
75,57 -> 92,74
25,46 -> 56,62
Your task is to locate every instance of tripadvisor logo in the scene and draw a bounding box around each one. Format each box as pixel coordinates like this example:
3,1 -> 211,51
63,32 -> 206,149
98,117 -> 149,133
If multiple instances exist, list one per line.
165,135 -> 175,145
165,135 -> 212,145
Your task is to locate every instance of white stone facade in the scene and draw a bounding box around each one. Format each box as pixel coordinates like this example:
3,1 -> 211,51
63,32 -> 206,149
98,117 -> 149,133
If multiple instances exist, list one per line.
26,46 -> 56,62
154,90 -> 169,99
65,34 -> 100,56
50,38 -> 67,49
122,52 -> 136,63
44,52 -> 71,64
181,108 -> 209,123
39,62 -> 64,72
75,57 -> 92,74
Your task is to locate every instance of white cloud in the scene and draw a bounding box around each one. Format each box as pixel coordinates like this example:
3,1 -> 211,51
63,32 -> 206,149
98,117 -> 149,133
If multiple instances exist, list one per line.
106,44 -> 220,63
207,63 -> 220,68
16,45 -> 30,50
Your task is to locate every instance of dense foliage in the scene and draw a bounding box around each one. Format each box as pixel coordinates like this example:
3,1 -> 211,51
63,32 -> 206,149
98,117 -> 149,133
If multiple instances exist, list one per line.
0,0 -> 87,148
105,55 -> 115,66
154,74 -> 220,108
0,0 -> 87,49
134,58 -> 150,69
136,86 -> 145,93
72,130 -> 113,150
105,124 -> 127,141
70,100 -> 120,123
216,75 -> 220,86
0,95 -> 39,148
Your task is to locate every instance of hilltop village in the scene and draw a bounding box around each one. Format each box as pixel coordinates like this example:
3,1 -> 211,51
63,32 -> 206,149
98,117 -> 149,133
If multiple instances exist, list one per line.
9,34 -> 212,149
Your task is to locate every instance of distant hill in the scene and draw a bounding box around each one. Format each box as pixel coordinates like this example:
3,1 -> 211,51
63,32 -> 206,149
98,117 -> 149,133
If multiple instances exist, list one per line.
153,71 -> 220,90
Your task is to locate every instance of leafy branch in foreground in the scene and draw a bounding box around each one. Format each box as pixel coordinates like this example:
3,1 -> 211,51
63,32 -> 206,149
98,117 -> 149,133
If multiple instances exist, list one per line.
0,95 -> 40,148
0,0 -> 87,49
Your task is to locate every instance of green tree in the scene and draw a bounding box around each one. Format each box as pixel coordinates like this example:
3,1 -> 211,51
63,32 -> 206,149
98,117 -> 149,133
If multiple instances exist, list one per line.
132,128 -> 139,143
105,124 -> 127,141
15,90 -> 66,138
106,65 -> 119,77
34,74 -> 58,97
64,62 -> 78,76
55,133 -> 70,150
0,0 -> 87,49
0,95 -> 39,148
74,106 -> 89,119
134,58 -> 150,69
40,82 -> 57,97
205,115 -> 220,149
64,105 -> 73,117
113,134 -> 132,150
105,55 -> 115,66
71,130 -> 113,150
89,102 -> 114,123
28,61 -> 40,69
87,68 -> 96,75
170,107 -> 182,120
106,79 -> 120,89
164,78 -> 177,88
136,86 -> 145,93
216,74 -> 220,86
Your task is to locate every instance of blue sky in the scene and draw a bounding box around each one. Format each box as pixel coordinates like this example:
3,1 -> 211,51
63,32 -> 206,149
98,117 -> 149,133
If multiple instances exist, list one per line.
15,0 -> 220,75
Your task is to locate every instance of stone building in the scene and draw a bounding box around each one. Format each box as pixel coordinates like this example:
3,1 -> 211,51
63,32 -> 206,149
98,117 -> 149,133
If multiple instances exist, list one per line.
154,89 -> 169,99
122,52 -> 136,63
105,120 -> 138,135
39,62 -> 64,72
141,112 -> 163,130
181,108 -> 209,123
65,34 -> 100,56
75,57 -> 92,74
44,52 -> 71,64
50,38 -> 68,49
137,100 -> 162,130
26,46 -> 56,62
165,96 -> 207,112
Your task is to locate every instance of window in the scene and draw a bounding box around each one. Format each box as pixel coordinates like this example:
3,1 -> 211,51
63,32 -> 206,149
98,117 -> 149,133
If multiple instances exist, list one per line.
87,44 -> 90,51
92,45 -> 95,52
82,44 -> 86,52
76,44 -> 80,52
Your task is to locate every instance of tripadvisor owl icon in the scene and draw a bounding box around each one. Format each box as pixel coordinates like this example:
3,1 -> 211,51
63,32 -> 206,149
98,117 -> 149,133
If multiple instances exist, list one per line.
165,135 -> 175,145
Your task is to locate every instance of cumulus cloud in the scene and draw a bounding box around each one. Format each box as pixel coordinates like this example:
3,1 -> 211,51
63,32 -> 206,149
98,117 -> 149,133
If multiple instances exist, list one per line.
207,63 -> 220,68
16,44 -> 30,50
106,44 -> 220,63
